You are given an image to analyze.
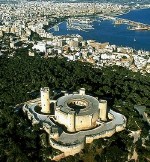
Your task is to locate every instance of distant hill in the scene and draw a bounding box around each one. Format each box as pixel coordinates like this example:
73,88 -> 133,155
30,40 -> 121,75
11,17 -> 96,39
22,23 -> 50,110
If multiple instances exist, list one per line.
1,0 -> 149,5
26,0 -> 150,5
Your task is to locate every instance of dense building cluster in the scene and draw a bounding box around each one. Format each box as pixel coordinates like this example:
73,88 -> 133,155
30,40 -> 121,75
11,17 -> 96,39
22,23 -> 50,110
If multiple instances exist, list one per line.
0,1 -> 150,73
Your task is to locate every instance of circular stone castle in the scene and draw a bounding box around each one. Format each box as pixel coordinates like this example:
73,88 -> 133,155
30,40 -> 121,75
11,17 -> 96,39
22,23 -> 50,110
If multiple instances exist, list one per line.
23,87 -> 126,160
41,87 -> 108,132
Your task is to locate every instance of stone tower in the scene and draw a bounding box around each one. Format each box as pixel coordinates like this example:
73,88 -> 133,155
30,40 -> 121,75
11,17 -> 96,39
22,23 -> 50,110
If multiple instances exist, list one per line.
41,87 -> 50,113
79,88 -> 85,95
99,100 -> 107,121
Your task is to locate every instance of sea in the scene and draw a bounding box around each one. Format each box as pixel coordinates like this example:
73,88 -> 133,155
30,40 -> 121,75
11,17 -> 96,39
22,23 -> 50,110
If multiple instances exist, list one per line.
49,8 -> 150,51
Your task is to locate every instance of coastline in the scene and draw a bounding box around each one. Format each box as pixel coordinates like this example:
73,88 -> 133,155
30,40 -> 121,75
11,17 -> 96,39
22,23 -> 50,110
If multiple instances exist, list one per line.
49,8 -> 150,51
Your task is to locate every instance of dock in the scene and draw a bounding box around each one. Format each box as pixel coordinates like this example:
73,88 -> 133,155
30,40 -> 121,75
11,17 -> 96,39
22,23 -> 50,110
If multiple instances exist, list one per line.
114,17 -> 150,31
99,15 -> 150,31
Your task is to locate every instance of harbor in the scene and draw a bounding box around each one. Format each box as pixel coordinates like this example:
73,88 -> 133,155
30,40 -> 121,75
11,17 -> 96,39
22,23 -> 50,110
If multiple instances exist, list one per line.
49,8 -> 150,51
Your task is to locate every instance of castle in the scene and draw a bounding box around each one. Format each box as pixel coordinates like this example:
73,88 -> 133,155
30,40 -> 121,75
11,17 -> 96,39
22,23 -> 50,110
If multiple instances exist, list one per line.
23,87 -> 126,160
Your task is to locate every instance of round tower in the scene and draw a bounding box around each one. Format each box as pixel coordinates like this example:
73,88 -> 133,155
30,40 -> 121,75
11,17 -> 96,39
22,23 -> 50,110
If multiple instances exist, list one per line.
79,88 -> 85,95
41,87 -> 50,113
67,111 -> 75,132
99,100 -> 107,121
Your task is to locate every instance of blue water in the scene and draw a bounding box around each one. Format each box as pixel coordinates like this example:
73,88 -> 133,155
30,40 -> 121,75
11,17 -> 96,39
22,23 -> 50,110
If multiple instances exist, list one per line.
49,8 -> 150,51
119,8 -> 150,25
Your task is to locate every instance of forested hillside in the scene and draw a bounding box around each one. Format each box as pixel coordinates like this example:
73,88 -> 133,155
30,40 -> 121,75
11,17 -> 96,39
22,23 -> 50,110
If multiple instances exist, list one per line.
0,56 -> 150,161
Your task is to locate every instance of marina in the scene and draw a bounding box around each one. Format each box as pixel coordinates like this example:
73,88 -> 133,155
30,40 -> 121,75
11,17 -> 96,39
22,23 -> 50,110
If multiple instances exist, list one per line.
63,17 -> 94,31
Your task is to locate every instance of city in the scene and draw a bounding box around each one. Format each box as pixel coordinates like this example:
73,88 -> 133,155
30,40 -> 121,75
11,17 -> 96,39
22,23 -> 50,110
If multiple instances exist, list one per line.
0,0 -> 150,162
0,1 -> 150,73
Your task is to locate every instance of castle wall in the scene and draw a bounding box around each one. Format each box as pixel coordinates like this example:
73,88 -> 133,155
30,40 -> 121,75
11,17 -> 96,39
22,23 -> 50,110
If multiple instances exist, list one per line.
75,115 -> 92,131
49,138 -> 84,156
85,126 -> 122,144
49,121 -> 126,156
51,124 -> 124,156
55,109 -> 68,126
